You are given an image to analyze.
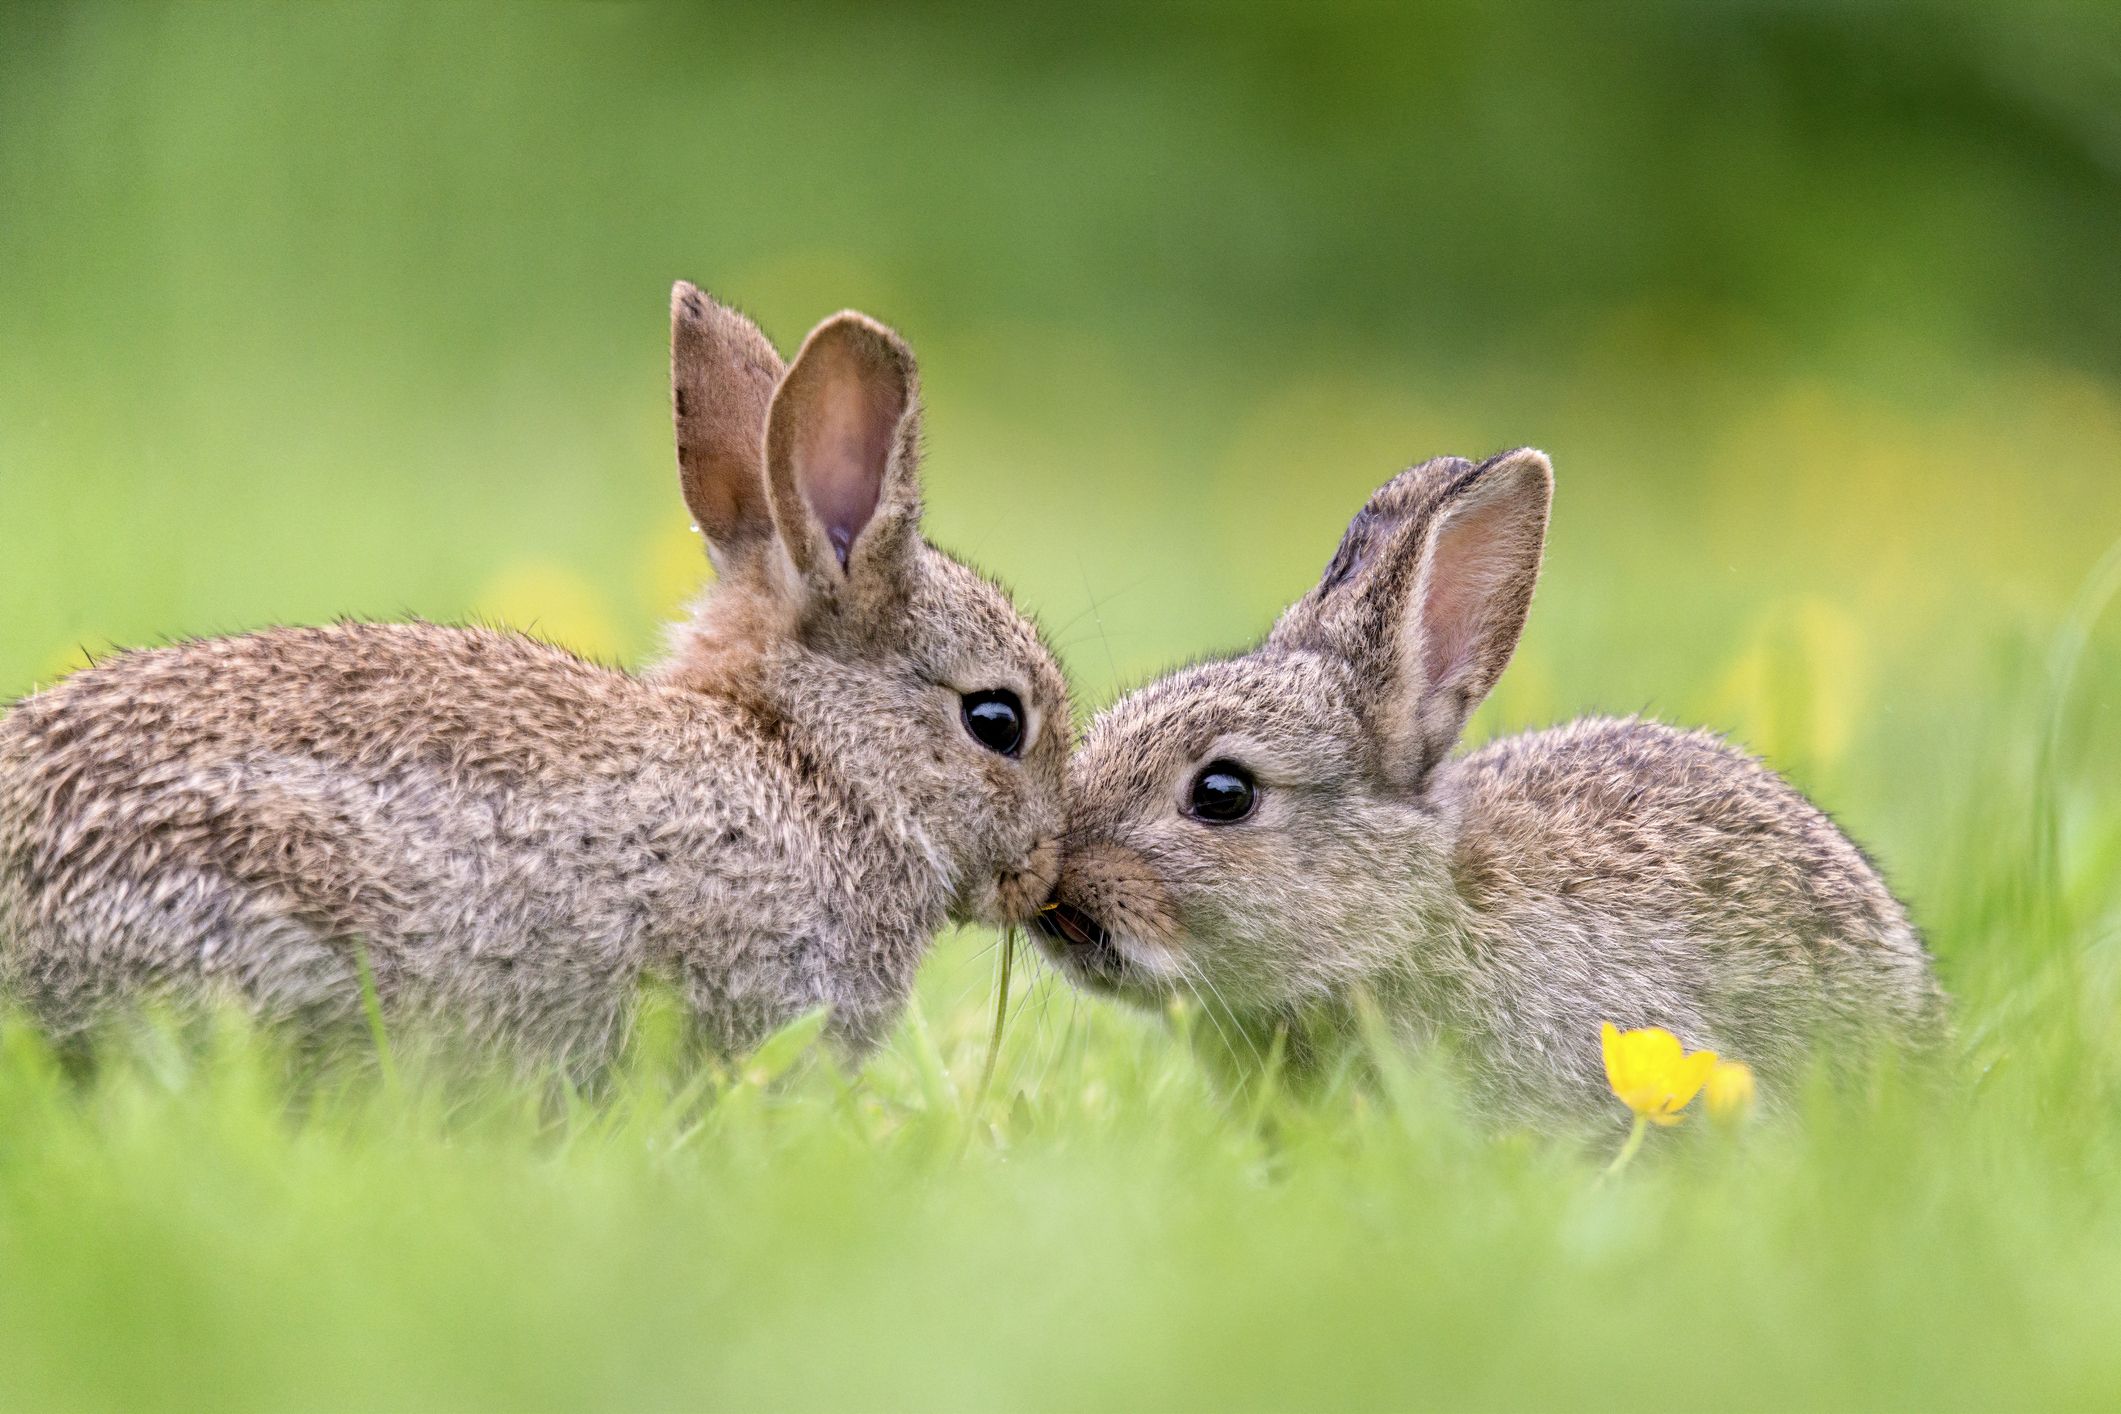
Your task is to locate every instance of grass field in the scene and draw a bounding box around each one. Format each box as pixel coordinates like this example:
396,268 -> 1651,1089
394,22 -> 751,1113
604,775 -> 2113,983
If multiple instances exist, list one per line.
4,5 -> 2121,1410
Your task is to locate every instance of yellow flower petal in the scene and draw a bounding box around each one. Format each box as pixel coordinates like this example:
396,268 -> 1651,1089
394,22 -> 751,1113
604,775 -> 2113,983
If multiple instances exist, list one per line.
1627,1027 -> 1684,1074
1669,1049 -> 1720,1110
1601,1022 -> 1625,1091
1599,1023 -> 1727,1125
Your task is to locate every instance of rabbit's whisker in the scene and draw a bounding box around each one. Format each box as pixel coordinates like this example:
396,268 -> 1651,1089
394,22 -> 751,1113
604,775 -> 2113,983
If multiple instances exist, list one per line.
1172,953 -> 1265,1075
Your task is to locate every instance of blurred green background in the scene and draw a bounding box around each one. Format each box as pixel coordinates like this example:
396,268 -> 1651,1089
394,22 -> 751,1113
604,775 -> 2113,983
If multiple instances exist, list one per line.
3,4 -> 2121,1410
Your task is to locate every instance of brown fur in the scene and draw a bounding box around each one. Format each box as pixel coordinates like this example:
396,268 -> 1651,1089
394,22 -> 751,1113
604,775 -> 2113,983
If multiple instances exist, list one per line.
1040,449 -> 1945,1130
0,285 -> 1072,1068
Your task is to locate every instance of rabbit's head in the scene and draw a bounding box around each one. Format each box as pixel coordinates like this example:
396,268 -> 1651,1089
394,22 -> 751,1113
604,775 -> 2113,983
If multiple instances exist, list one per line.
1037,450 -> 1551,1014
655,284 -> 1070,927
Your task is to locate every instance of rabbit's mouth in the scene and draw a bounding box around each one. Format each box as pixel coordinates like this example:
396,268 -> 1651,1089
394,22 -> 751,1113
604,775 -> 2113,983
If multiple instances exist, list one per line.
1033,902 -> 1131,991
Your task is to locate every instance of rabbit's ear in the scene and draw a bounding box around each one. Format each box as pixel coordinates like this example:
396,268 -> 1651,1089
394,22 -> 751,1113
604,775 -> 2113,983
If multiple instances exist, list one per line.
763,311 -> 922,592
1275,449 -> 1551,788
670,283 -> 786,575
1388,448 -> 1551,781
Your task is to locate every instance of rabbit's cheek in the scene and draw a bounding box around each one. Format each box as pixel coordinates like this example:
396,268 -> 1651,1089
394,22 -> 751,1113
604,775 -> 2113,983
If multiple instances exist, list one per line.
1074,844 -> 1178,942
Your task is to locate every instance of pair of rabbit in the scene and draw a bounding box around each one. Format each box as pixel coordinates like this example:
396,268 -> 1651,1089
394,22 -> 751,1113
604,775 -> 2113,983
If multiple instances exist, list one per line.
1,282 -> 1944,1125
1035,448 -> 1946,1128
0,285 -> 1071,1068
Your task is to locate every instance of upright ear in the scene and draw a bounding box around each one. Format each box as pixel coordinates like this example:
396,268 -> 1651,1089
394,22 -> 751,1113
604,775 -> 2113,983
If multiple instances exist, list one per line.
1389,448 -> 1552,781
670,282 -> 785,575
1273,449 -> 1552,789
763,311 -> 922,591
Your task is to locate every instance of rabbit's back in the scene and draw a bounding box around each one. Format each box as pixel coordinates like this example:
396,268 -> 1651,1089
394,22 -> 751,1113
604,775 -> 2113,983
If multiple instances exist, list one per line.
0,623 -> 930,1058
1436,717 -> 1943,1109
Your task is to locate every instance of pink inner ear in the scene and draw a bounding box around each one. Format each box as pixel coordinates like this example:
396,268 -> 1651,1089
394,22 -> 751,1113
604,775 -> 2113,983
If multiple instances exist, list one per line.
794,342 -> 901,568
1419,490 -> 1535,689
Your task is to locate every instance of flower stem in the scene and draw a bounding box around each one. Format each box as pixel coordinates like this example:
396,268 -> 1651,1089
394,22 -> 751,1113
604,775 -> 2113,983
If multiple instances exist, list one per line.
1604,1115 -> 1649,1178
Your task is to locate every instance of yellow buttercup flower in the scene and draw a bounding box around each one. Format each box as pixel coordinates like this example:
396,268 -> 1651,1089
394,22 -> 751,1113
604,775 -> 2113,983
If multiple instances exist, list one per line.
1594,1021 -> 1730,1178
1705,1059 -> 1757,1122
1601,1022 -> 1718,1126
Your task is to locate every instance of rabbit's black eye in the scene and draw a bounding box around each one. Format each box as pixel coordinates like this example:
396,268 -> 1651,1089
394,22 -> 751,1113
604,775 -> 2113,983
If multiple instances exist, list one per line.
961,690 -> 1025,757
1188,761 -> 1256,824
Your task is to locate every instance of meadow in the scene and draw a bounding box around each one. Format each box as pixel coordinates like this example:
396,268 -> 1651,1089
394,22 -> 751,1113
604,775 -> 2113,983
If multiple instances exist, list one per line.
2,5 -> 2120,1409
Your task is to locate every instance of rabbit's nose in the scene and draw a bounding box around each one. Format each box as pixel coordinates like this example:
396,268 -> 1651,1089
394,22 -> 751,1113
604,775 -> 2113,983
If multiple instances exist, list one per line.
992,836 -> 1061,923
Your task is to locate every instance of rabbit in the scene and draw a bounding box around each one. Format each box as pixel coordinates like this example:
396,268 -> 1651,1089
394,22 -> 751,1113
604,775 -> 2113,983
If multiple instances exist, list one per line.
1035,448 -> 1945,1130
0,283 -> 1072,1070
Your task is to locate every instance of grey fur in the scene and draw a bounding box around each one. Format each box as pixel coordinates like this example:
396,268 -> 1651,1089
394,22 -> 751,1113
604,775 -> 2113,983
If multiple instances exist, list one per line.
1039,449 -> 1944,1129
0,285 -> 1071,1068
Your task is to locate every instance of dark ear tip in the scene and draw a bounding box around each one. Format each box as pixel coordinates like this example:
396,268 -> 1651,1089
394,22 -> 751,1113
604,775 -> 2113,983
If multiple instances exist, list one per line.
671,280 -> 710,325
1481,446 -> 1554,489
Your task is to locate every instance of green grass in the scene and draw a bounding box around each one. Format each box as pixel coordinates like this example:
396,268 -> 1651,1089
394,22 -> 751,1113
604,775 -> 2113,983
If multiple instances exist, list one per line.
4,4 -> 2121,1410
0,877 -> 2118,1413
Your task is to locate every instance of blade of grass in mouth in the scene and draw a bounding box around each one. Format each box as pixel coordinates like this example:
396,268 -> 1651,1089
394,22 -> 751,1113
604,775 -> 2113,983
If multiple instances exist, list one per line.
969,925 -> 1016,1126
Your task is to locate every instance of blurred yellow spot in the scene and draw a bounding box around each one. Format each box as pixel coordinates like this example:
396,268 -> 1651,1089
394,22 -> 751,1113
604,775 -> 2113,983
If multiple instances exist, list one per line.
1711,597 -> 1865,772
640,516 -> 713,616
1600,1022 -> 1717,1127
1705,1059 -> 1758,1123
1708,370 -> 2121,614
31,642 -> 100,690
472,562 -> 624,661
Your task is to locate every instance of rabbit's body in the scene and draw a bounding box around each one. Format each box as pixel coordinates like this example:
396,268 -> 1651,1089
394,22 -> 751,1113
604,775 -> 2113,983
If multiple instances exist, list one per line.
1405,716 -> 1936,1123
1,288 -> 1072,1063
1038,451 -> 1942,1129
3,623 -> 945,1060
